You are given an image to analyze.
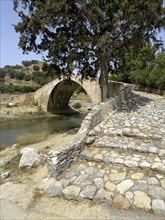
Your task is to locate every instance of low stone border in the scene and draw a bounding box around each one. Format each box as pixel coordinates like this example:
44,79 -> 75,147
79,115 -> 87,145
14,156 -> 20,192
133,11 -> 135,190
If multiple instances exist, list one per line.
48,83 -> 132,177
132,84 -> 165,96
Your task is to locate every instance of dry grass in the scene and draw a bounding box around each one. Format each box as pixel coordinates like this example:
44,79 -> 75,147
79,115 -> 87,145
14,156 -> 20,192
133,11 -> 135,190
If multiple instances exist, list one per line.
16,131 -> 49,146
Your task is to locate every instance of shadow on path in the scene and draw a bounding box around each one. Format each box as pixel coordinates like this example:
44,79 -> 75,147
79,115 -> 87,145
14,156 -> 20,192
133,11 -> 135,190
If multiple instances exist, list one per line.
118,92 -> 153,113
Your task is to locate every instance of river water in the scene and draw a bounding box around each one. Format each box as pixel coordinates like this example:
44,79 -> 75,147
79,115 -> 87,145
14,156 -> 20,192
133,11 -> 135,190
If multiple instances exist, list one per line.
0,115 -> 85,147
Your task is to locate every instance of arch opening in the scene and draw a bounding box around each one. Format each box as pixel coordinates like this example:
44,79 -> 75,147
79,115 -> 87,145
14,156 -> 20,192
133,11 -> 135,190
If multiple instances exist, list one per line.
47,79 -> 92,115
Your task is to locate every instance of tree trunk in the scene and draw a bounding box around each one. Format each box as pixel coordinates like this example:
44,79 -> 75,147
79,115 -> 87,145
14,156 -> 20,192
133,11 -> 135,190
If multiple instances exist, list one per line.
99,61 -> 109,101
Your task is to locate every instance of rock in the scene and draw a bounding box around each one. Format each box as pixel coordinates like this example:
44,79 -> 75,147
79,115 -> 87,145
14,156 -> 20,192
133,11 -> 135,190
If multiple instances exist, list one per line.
147,177 -> 158,185
79,185 -> 96,199
152,199 -> 165,214
37,178 -> 54,190
148,186 -> 165,200
74,174 -> 88,185
93,178 -> 104,187
105,181 -> 116,192
77,164 -> 87,172
19,151 -> 43,168
62,185 -> 81,200
148,147 -> 157,153
7,102 -> 17,108
20,147 -> 38,154
1,172 -> 10,179
93,154 -> 103,161
139,161 -> 151,170
125,191 -> 134,204
93,188 -> 112,204
97,169 -> 106,177
66,171 -> 79,179
131,180 -> 147,191
151,162 -> 165,173
124,160 -> 138,168
134,191 -> 151,210
109,172 -> 126,182
115,158 -> 124,164
86,137 -> 95,145
43,181 -> 63,197
104,175 -> 109,182
161,179 -> 165,189
131,173 -> 144,180
112,194 -> 130,209
117,179 -> 134,194
84,167 -> 97,175
61,179 -> 70,188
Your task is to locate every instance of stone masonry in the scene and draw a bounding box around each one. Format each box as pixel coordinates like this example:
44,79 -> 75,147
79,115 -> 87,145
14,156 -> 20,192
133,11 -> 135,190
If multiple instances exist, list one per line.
41,91 -> 165,214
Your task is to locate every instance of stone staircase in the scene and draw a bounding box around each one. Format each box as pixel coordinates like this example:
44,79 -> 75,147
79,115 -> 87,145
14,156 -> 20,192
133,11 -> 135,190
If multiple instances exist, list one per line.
41,91 -> 165,214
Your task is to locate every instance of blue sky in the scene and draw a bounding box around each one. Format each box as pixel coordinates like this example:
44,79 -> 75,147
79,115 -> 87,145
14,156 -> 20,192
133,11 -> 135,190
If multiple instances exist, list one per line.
0,0 -> 165,68
0,0 -> 43,68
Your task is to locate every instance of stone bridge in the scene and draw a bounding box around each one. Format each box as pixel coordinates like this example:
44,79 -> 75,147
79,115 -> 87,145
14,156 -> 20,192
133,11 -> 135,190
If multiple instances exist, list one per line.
34,75 -> 126,115
34,75 -> 102,114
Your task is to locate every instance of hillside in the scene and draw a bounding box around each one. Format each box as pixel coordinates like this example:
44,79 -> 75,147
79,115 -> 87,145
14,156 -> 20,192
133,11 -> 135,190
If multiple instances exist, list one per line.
0,60 -> 55,93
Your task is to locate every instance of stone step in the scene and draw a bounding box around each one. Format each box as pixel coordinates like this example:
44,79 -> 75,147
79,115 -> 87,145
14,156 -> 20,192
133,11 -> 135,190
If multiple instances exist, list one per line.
42,159 -> 165,214
102,128 -> 164,142
80,147 -> 165,174
93,136 -> 165,156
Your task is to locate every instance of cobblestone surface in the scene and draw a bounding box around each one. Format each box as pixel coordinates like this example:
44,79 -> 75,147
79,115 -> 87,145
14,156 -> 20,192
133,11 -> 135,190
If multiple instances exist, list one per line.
42,91 -> 165,214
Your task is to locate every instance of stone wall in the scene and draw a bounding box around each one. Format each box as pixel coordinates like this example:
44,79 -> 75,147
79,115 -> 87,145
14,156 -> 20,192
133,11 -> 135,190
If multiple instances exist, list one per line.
48,82 -> 132,178
132,84 -> 165,96
0,93 -> 34,106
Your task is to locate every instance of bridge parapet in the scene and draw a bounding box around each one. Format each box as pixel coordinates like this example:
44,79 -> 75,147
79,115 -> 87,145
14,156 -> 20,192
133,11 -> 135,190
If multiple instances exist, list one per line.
48,82 -> 132,177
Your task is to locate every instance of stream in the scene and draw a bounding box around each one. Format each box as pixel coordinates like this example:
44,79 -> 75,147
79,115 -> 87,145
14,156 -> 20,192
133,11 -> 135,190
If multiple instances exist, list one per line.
0,114 -> 85,147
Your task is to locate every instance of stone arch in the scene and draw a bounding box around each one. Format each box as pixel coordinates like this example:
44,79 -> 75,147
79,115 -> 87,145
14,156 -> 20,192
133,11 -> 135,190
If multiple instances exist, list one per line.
34,75 -> 101,114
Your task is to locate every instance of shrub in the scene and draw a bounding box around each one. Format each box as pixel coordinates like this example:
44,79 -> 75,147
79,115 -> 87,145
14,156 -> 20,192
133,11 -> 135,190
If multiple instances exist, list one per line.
33,65 -> 40,71
72,102 -> 82,109
0,83 -> 40,93
14,71 -> 25,80
24,74 -> 32,81
129,67 -> 165,90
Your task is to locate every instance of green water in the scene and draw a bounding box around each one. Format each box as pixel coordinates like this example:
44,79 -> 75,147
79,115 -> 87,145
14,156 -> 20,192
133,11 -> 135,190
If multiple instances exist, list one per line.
0,115 -> 85,147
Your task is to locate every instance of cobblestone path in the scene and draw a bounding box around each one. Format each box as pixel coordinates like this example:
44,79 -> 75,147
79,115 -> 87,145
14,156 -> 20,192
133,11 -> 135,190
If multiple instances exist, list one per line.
43,91 -> 165,214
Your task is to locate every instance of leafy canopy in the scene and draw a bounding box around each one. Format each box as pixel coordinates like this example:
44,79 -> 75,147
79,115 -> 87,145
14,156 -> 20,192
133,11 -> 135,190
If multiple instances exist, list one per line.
13,0 -> 165,98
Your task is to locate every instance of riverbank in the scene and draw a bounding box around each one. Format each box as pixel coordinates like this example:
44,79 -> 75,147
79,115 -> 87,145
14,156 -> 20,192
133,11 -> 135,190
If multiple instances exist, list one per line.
0,132 -> 164,220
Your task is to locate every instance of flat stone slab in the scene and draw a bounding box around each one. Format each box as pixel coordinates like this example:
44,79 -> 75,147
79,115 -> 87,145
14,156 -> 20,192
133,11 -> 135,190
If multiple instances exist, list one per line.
43,159 -> 165,214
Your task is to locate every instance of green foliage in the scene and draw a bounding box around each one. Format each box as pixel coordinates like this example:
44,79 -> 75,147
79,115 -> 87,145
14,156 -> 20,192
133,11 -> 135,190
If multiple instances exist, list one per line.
0,83 -> 39,93
130,67 -> 165,90
13,0 -> 165,99
24,74 -> 32,81
14,71 -> 25,80
33,65 -> 40,71
75,86 -> 87,95
0,68 -> 6,78
32,71 -> 51,85
72,102 -> 82,109
22,60 -> 39,67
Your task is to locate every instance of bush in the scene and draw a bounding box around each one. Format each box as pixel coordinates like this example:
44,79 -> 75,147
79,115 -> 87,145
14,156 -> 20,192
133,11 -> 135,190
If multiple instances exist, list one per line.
24,74 -> 32,81
33,65 -> 40,71
72,102 -> 82,109
129,67 -> 165,90
22,60 -> 39,67
0,83 -> 40,93
0,68 -> 6,78
14,72 -> 25,80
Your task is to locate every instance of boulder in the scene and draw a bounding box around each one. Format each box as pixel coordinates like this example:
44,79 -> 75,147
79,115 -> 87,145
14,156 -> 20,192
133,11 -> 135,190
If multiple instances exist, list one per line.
19,148 -> 43,168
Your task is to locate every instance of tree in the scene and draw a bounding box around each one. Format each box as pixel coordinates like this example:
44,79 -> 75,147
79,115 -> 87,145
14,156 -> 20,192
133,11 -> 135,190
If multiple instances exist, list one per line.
13,0 -> 165,100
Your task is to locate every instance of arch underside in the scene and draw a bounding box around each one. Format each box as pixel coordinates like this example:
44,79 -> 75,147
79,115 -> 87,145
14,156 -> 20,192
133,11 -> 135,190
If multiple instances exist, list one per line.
47,79 -> 82,115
